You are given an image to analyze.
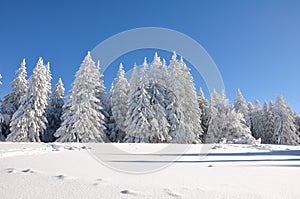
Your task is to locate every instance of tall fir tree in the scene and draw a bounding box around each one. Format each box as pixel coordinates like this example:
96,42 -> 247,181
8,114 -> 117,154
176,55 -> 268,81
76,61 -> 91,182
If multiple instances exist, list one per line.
7,58 -> 51,142
206,90 -> 228,143
261,101 -> 275,143
233,89 -> 251,128
273,95 -> 299,145
148,53 -> 171,143
44,78 -> 65,142
55,52 -> 108,142
0,59 -> 27,138
198,88 -> 210,142
125,58 -> 156,142
110,63 -> 129,142
251,100 -> 264,139
167,52 -> 202,143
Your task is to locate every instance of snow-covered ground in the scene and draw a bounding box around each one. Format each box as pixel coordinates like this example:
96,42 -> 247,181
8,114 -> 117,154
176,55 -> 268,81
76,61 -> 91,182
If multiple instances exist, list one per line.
1,142 -> 300,199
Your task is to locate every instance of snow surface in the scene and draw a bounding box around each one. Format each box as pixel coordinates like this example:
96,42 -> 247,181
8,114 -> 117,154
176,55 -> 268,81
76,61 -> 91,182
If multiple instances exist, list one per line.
1,142 -> 300,198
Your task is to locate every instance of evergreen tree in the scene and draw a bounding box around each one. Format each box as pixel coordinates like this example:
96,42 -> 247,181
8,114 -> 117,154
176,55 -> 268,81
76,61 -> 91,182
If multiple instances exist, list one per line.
206,90 -> 228,143
125,58 -> 155,142
7,58 -> 51,142
44,78 -> 65,142
167,52 -> 202,143
261,101 -> 275,144
96,60 -> 110,127
273,95 -> 299,145
179,56 -> 203,142
251,100 -> 264,139
233,89 -> 251,128
248,102 -> 254,133
55,52 -> 108,142
110,63 -> 129,142
0,59 -> 27,138
148,53 -> 172,142
198,88 -> 210,142
206,90 -> 256,144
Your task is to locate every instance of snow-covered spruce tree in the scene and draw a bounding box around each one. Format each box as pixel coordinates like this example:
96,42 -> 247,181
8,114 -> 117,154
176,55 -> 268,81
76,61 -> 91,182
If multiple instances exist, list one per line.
125,58 -> 171,143
206,90 -> 228,143
251,100 -> 264,139
148,53 -> 171,143
7,58 -> 51,142
261,101 -> 275,144
233,89 -> 251,128
198,88 -> 210,142
0,59 -> 28,138
179,56 -> 203,142
109,63 -> 129,142
96,60 -> 111,129
206,90 -> 256,144
273,95 -> 299,145
44,78 -> 65,142
55,52 -> 108,142
167,52 -> 202,143
125,59 -> 153,142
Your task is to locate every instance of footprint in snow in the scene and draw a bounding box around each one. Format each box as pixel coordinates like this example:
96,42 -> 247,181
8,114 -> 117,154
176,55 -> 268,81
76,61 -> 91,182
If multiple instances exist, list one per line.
54,174 -> 65,180
120,189 -> 137,196
21,169 -> 34,173
164,188 -> 181,198
6,168 -> 15,173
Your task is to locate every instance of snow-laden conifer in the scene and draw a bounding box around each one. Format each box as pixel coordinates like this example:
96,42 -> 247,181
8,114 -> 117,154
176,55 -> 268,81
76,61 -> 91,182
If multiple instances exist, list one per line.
7,58 -> 51,142
251,100 -> 264,139
55,52 -> 108,142
206,90 -> 256,144
167,52 -> 202,143
110,63 -> 129,142
198,88 -> 210,142
233,89 -> 251,128
0,59 -> 27,138
44,78 -> 65,142
273,95 -> 299,145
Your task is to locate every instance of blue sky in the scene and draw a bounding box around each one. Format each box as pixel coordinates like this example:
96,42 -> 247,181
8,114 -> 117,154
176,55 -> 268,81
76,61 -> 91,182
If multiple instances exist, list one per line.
0,0 -> 299,113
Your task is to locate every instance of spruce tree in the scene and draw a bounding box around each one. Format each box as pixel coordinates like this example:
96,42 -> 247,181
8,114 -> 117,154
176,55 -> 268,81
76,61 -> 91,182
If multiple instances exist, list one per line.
0,59 -> 27,138
262,101 -> 275,144
233,89 -> 250,128
251,100 -> 264,139
7,58 -> 51,142
44,78 -> 65,142
206,90 -> 256,144
167,52 -> 202,143
273,95 -> 299,145
55,52 -> 108,142
125,58 -> 156,142
110,63 -> 129,142
198,88 -> 210,142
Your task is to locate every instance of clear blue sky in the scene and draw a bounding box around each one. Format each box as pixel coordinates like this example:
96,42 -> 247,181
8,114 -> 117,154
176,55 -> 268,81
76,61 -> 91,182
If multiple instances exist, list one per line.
0,0 -> 299,113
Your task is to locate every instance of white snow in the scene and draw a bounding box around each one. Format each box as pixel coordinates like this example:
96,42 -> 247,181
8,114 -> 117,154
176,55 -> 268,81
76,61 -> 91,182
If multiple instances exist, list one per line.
1,142 -> 300,198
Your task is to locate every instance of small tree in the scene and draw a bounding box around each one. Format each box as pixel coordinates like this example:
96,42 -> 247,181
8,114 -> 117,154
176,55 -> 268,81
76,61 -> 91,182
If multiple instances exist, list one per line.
44,78 -> 65,142
7,58 -> 51,142
55,52 -> 108,142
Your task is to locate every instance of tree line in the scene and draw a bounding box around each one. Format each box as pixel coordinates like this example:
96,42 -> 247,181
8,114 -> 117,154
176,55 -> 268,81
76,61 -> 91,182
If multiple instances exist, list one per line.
0,52 -> 299,144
